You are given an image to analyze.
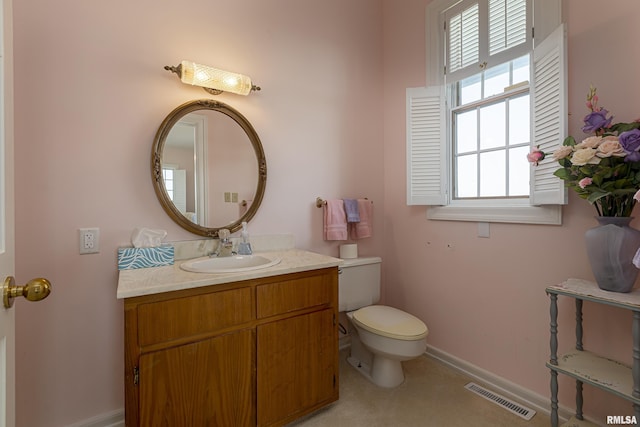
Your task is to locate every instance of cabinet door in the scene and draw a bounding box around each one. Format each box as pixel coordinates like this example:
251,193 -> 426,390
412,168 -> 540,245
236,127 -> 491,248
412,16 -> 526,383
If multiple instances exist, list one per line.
139,329 -> 255,427
257,308 -> 338,427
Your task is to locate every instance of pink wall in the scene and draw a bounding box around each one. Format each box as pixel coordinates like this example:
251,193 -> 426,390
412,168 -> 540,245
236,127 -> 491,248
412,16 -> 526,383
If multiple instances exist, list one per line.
13,1 -> 383,425
382,0 -> 640,421
11,0 -> 640,425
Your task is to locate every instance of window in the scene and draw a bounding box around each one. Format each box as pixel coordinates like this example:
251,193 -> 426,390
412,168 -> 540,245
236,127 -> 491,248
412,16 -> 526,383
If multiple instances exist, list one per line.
453,55 -> 530,199
163,168 -> 175,201
407,0 -> 566,224
162,166 -> 187,213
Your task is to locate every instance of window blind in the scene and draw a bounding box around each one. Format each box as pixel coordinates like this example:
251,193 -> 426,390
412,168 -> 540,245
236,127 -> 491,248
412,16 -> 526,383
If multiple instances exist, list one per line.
448,3 -> 479,75
445,0 -> 530,83
489,0 -> 527,55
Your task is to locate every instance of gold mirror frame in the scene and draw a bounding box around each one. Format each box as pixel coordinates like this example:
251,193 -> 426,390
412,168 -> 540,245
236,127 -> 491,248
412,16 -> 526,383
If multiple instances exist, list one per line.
152,99 -> 267,238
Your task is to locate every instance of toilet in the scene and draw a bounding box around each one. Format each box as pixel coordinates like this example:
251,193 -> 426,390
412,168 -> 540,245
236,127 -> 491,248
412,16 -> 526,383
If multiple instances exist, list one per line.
339,257 -> 428,388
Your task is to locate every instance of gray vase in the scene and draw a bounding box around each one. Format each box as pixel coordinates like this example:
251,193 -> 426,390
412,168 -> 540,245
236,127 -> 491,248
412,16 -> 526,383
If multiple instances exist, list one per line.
585,216 -> 640,293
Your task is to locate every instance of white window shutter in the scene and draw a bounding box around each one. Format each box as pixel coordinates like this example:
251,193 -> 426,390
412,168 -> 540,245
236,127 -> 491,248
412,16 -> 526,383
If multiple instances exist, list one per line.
406,86 -> 447,205
445,0 -> 482,84
488,0 -> 528,56
445,0 -> 531,84
447,2 -> 479,76
530,23 -> 567,205
172,169 -> 188,213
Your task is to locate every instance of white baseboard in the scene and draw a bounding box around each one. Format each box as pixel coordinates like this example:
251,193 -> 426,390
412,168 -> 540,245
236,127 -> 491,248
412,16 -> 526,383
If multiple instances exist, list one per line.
425,344 -> 599,425
65,409 -> 124,427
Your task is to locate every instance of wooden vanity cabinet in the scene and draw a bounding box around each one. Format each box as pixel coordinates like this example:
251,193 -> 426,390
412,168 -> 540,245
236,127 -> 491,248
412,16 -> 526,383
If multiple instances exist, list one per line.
256,271 -> 339,426
124,267 -> 339,427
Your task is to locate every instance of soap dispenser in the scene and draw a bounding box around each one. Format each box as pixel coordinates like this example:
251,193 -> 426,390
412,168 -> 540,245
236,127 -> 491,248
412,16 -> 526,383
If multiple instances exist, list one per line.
237,222 -> 252,255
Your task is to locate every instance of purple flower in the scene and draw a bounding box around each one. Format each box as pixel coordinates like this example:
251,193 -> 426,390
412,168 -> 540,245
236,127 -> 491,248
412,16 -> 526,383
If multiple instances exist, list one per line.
619,129 -> 640,162
582,109 -> 613,133
625,151 -> 640,162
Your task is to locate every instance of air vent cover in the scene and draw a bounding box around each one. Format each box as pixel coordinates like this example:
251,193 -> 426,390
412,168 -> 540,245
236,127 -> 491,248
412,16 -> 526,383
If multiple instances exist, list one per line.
464,382 -> 536,420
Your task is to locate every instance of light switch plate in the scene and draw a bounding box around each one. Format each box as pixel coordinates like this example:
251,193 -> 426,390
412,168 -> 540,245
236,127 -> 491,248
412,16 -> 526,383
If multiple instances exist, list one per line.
478,222 -> 490,238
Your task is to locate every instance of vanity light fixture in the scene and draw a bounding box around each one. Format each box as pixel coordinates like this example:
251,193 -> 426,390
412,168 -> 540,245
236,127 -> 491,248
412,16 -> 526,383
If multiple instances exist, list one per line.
164,60 -> 261,96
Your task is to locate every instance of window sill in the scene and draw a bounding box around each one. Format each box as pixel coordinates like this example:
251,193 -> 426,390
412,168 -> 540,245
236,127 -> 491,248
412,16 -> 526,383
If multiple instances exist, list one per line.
426,203 -> 562,225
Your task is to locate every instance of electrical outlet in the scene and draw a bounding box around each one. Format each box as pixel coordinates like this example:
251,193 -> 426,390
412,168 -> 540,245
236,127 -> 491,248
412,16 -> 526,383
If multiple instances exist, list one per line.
79,228 -> 100,254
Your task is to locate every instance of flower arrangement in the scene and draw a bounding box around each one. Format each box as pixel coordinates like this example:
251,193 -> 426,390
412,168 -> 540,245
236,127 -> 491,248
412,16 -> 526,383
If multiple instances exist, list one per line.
528,86 -> 640,217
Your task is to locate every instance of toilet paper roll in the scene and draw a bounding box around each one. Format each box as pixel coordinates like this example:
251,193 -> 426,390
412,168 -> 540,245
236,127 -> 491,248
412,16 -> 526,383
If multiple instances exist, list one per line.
340,243 -> 358,259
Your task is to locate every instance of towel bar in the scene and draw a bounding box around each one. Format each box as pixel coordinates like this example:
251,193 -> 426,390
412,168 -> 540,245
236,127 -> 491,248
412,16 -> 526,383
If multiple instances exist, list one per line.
315,197 -> 371,208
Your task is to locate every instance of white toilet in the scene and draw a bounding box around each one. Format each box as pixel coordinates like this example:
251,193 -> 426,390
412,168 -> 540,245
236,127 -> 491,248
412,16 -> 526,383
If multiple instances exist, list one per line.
339,257 -> 428,388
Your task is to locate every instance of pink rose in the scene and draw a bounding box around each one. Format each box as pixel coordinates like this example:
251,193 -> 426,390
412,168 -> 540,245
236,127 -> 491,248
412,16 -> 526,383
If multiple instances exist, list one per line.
579,177 -> 593,189
527,148 -> 545,166
634,189 -> 640,202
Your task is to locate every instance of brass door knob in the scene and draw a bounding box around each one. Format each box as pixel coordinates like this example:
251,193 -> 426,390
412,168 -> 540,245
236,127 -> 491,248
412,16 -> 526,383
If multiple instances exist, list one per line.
2,276 -> 52,309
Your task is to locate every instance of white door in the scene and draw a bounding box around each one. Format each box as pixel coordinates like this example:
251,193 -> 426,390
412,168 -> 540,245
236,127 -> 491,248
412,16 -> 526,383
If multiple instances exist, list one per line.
0,1 -> 50,426
0,0 -> 15,424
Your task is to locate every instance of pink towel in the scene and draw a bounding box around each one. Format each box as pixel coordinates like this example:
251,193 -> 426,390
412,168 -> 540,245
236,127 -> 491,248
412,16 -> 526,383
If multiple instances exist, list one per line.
323,199 -> 348,240
350,199 -> 373,239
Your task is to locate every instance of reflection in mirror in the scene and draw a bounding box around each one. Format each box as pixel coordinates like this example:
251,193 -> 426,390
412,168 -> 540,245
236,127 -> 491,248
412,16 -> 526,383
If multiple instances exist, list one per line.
164,113 -> 207,224
152,100 -> 266,237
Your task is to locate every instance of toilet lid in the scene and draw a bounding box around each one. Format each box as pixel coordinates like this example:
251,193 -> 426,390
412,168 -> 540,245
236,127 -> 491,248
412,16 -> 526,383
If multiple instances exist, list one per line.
352,305 -> 428,341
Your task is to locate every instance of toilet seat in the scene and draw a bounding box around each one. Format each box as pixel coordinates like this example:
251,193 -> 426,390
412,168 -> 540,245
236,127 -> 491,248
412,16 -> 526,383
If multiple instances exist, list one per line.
351,305 -> 428,341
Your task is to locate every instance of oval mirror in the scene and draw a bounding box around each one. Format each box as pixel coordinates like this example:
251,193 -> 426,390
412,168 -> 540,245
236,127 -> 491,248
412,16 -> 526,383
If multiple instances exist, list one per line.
152,99 -> 266,237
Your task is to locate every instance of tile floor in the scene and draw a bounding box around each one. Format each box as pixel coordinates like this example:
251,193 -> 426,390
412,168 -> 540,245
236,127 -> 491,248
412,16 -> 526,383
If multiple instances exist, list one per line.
289,350 -> 551,427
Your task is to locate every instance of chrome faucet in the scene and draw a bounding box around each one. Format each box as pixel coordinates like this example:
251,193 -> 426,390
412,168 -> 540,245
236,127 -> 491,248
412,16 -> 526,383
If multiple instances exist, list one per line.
212,228 -> 234,257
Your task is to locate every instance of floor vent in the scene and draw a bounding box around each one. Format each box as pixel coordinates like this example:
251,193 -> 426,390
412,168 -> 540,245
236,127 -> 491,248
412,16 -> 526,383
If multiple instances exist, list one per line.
464,382 -> 536,421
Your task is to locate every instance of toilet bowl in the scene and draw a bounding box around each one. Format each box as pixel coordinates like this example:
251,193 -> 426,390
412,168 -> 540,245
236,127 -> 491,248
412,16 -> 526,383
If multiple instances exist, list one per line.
339,257 -> 429,388
346,305 -> 428,387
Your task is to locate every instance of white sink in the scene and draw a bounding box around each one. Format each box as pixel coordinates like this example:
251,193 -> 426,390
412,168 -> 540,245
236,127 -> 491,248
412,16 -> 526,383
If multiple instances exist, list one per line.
180,254 -> 281,274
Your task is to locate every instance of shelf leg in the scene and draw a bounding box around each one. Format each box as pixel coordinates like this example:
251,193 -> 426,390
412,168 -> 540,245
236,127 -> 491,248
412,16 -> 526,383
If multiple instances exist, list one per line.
575,380 -> 584,421
633,311 -> 640,419
549,292 -> 559,427
551,370 -> 559,427
550,293 -> 558,365
574,300 -> 584,420
575,299 -> 583,351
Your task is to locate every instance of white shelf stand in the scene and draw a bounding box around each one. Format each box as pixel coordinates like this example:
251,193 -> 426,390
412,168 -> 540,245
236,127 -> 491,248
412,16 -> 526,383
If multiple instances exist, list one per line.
546,278 -> 640,426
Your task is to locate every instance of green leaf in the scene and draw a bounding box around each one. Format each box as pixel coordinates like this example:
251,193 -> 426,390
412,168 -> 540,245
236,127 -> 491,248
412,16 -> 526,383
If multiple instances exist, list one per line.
612,188 -> 637,196
554,168 -> 570,180
614,179 -> 631,189
601,181 -> 616,191
599,157 -> 612,167
587,191 -> 611,204
563,136 -> 576,146
613,163 -> 629,176
579,166 -> 593,175
610,122 -> 640,133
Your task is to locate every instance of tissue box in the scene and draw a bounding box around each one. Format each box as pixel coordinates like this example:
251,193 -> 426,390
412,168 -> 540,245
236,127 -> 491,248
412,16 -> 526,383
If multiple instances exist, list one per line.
117,245 -> 174,270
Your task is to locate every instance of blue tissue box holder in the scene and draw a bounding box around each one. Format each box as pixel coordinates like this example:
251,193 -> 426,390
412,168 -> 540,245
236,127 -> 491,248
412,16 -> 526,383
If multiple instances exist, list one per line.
117,245 -> 174,270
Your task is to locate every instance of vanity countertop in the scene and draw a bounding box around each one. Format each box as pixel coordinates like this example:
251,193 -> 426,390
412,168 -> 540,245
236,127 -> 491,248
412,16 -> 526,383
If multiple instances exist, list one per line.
116,249 -> 342,299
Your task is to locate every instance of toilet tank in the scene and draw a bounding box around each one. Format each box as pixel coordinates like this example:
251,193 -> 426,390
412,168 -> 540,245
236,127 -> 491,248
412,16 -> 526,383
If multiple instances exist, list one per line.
338,257 -> 381,312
